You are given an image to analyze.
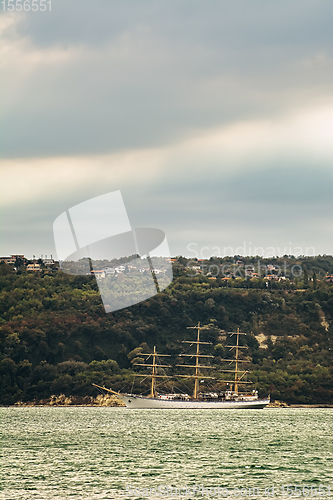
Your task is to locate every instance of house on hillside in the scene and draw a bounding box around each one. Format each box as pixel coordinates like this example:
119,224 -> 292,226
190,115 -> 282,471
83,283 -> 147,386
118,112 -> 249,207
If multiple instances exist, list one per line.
0,256 -> 16,264
26,263 -> 41,272
42,258 -> 56,267
0,254 -> 25,265
104,267 -> 116,275
91,270 -> 105,279
264,274 -> 279,281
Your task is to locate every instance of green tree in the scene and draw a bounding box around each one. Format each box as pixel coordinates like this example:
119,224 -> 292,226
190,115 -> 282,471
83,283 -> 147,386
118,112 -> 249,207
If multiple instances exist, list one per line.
303,269 -> 309,288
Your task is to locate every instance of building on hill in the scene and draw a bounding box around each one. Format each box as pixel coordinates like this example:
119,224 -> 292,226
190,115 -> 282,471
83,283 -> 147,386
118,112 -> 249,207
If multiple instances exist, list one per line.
104,267 -> 116,275
264,274 -> 279,281
42,258 -> 56,267
0,255 -> 25,264
0,256 -> 16,264
91,270 -> 105,279
26,263 -> 41,272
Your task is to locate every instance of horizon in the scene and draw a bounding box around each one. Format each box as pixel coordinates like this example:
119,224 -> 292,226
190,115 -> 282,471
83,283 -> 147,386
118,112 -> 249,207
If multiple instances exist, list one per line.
2,252 -> 333,260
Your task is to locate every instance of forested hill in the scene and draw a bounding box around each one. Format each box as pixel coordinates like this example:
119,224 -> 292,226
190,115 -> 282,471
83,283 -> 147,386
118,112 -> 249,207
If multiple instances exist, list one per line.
0,255 -> 333,405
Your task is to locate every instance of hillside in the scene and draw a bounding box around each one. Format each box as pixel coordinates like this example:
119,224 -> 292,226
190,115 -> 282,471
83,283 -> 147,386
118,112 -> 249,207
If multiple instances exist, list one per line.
0,256 -> 332,405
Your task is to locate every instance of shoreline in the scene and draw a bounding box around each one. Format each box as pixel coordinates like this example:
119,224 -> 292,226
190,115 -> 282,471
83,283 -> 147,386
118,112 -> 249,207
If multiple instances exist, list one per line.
287,404 -> 333,408
6,394 -> 126,408
2,396 -> 332,408
267,400 -> 333,408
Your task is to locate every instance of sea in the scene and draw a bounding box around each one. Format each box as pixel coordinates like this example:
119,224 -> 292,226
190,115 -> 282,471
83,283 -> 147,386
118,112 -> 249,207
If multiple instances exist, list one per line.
1,407 -> 332,500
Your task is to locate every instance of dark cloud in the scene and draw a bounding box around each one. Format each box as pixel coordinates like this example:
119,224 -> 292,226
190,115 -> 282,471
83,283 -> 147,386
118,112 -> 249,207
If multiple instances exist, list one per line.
1,0 -> 332,158
12,0 -> 333,50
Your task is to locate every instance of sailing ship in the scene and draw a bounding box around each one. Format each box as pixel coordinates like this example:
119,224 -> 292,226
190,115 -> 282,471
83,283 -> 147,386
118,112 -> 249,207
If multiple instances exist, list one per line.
93,323 -> 270,409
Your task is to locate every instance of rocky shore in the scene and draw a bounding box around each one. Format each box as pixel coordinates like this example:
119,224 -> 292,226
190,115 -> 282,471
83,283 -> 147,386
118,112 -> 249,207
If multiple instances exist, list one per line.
267,400 -> 289,407
13,393 -> 126,407
267,400 -> 333,408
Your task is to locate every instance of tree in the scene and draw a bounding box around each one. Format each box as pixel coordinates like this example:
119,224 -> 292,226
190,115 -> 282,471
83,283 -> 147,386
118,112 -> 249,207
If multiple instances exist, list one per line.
0,262 -> 13,276
15,257 -> 25,269
0,255 -> 333,404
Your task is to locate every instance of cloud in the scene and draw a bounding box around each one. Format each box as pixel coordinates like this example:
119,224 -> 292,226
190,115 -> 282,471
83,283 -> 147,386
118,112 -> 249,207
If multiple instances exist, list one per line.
1,1 -> 332,257
1,103 -> 332,257
1,1 -> 333,158
2,102 -> 333,205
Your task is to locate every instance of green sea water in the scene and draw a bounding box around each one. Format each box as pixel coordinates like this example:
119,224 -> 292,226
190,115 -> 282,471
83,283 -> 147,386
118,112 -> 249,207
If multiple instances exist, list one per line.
1,408 -> 332,500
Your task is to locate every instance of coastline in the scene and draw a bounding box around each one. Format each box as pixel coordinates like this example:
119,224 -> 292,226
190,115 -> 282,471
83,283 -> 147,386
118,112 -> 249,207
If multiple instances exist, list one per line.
2,396 -> 332,408
8,393 -> 126,408
288,404 -> 333,408
267,400 -> 333,408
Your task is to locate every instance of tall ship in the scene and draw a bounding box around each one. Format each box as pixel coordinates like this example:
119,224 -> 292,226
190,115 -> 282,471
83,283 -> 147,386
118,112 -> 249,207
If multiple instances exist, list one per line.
93,323 -> 270,409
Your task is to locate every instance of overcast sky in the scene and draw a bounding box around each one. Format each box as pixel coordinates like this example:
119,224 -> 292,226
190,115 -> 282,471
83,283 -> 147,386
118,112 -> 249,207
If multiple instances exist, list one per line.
1,0 -> 332,259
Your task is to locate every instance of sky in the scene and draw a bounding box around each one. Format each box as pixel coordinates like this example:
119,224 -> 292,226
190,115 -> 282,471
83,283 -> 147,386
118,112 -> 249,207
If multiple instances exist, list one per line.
1,0 -> 333,259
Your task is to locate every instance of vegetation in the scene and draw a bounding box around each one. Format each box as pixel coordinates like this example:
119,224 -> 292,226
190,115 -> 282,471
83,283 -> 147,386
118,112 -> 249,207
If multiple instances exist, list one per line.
0,255 -> 332,405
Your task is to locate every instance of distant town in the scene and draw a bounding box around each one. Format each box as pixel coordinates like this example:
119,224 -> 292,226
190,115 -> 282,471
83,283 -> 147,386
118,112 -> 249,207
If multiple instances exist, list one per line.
0,254 -> 60,272
0,254 -> 170,278
1,253 -> 333,285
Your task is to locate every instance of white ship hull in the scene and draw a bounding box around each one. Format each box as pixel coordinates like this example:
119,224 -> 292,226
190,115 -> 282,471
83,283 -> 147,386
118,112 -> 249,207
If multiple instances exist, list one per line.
117,394 -> 270,409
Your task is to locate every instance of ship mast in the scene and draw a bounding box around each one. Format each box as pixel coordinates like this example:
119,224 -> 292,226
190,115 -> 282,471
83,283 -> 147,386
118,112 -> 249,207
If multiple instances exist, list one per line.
220,328 -> 251,393
177,322 -> 214,399
133,346 -> 171,398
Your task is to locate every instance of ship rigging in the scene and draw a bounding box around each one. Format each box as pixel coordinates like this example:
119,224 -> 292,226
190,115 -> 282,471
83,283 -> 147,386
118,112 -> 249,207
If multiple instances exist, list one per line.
92,322 -> 270,409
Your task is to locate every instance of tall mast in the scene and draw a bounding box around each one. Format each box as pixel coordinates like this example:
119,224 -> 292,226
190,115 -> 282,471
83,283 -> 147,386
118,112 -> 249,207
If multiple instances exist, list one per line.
177,322 -> 214,399
220,328 -> 251,393
234,328 -> 240,393
133,347 -> 171,398
151,346 -> 157,398
194,325 -> 200,399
